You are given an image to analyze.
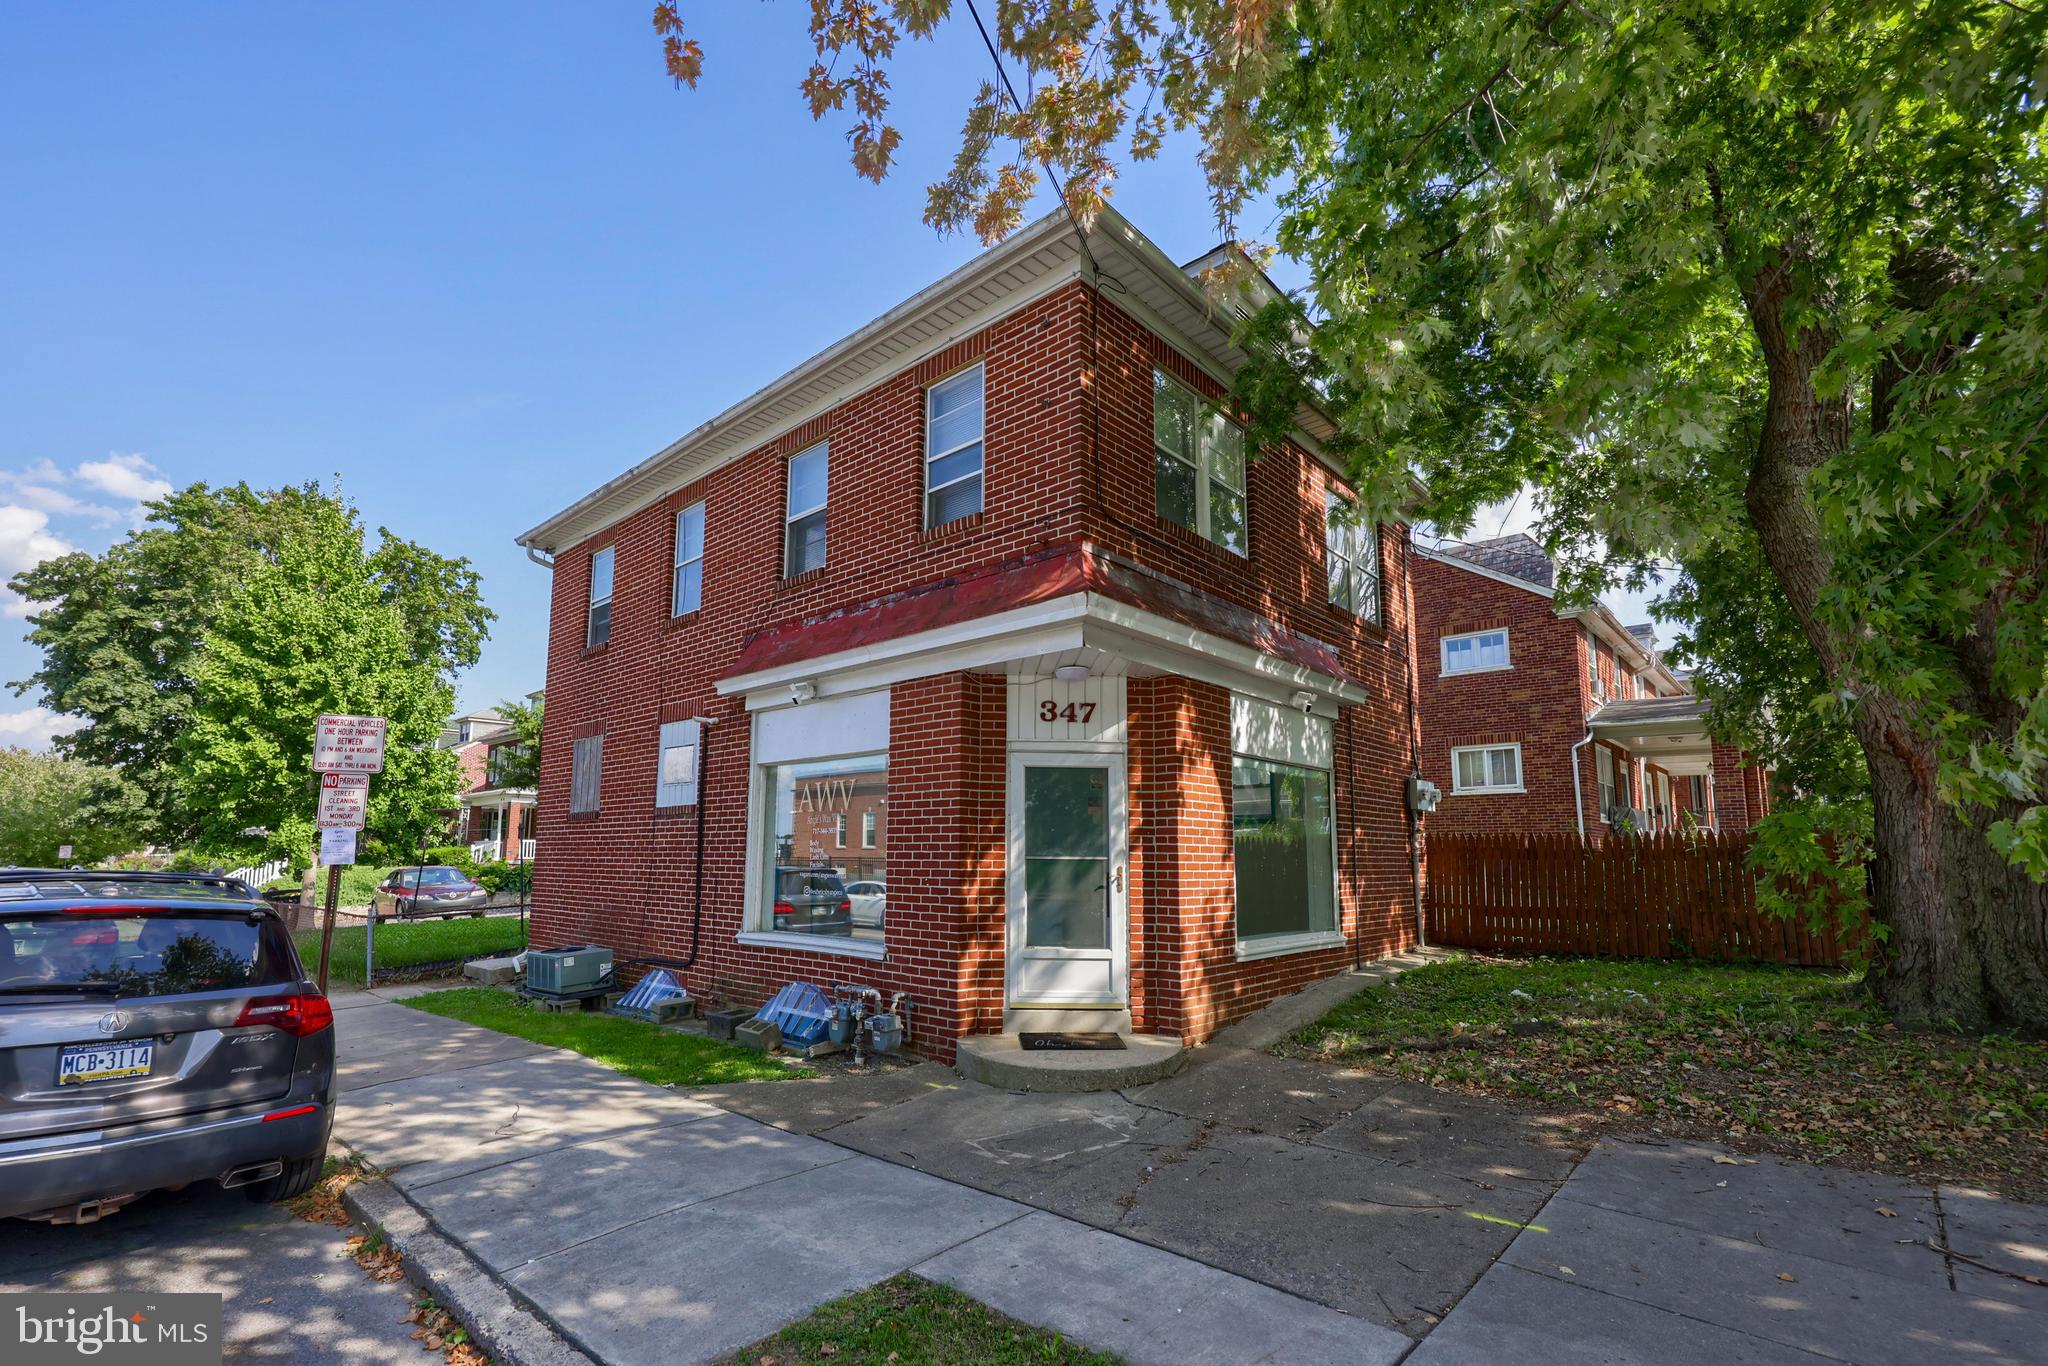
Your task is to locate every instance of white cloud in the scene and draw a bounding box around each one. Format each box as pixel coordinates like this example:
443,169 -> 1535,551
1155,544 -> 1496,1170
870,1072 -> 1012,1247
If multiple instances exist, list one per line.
0,706 -> 76,750
75,453 -> 172,505
0,505 -> 73,578
0,473 -> 120,523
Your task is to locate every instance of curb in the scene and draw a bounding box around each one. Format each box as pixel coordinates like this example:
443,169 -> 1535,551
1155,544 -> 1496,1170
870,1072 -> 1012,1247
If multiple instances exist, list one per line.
341,1172 -> 595,1366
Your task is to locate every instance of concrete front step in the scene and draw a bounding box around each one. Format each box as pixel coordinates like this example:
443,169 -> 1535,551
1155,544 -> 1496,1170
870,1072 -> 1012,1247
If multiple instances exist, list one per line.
955,1033 -> 1187,1092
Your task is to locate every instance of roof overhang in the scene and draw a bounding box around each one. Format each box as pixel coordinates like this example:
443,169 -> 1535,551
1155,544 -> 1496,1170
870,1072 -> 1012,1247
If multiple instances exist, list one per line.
458,787 -> 537,806
518,208 -> 1415,558
1589,700 -> 1714,775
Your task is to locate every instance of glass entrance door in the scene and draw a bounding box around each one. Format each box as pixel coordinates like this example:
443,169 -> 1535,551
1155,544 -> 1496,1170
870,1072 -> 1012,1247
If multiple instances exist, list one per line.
1006,749 -> 1127,1007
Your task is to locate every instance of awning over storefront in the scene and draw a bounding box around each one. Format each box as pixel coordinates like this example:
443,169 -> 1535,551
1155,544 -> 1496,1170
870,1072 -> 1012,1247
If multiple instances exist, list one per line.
1587,696 -> 1715,776
715,542 -> 1370,715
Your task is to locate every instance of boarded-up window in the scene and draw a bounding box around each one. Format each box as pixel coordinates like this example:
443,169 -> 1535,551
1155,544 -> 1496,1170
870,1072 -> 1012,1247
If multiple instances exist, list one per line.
655,719 -> 700,808
570,734 -> 604,813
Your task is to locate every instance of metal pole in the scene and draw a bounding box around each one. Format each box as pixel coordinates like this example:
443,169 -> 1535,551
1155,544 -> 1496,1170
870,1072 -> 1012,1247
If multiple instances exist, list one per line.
316,863 -> 341,994
364,857 -> 375,983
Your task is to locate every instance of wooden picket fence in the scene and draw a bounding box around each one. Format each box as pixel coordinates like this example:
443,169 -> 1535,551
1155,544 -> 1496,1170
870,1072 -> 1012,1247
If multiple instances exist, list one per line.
1425,831 -> 1863,967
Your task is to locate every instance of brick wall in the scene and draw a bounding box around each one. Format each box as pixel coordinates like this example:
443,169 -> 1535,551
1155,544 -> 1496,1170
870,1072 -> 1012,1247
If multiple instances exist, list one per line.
530,276 -> 1422,1054
1410,554 -> 1603,839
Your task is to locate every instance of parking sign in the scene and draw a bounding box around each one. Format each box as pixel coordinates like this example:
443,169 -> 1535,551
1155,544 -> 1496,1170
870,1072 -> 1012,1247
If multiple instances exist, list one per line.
313,714 -> 387,773
316,772 -> 370,829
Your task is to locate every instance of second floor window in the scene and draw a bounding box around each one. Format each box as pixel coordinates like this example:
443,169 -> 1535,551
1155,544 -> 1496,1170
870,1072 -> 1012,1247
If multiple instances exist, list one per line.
1325,491 -> 1382,620
785,441 -> 829,577
1452,743 -> 1523,794
587,547 -> 614,648
1153,371 -> 1247,555
926,363 -> 985,527
1441,628 -> 1509,676
1588,629 -> 1607,701
672,501 -> 705,616
862,808 -> 877,848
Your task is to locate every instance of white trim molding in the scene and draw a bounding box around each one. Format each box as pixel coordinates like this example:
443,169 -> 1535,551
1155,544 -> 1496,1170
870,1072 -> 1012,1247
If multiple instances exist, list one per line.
1235,929 -> 1347,963
734,930 -> 887,962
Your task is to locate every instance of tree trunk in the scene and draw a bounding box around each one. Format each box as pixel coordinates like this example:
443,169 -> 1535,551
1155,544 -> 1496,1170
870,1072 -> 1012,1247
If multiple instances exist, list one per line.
1733,241 -> 2048,1033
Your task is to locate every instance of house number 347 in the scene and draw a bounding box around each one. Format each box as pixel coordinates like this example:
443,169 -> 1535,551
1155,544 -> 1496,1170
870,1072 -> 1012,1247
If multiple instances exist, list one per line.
1039,701 -> 1098,724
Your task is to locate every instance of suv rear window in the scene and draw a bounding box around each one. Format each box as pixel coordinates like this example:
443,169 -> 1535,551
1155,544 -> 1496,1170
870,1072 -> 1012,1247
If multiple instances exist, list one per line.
777,870 -> 845,898
0,913 -> 293,996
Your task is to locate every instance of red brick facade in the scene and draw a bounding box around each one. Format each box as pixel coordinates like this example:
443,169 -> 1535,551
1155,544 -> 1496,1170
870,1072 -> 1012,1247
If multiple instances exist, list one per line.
1412,548 -> 1768,844
528,261 -> 1424,1061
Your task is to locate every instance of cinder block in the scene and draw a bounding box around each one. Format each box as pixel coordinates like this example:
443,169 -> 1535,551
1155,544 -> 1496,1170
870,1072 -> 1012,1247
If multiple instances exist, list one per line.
462,956 -> 519,985
734,1019 -> 782,1053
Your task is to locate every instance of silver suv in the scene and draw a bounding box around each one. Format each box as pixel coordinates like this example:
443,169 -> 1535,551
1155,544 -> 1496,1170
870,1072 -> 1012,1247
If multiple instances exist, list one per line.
0,869 -> 336,1224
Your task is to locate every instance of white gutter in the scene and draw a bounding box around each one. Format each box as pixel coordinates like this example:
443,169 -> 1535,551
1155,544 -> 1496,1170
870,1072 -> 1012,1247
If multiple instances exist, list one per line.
1569,730 -> 1596,840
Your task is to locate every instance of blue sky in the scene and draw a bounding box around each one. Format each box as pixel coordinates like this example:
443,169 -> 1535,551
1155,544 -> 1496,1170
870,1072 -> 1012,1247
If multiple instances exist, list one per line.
0,4 -> 1653,747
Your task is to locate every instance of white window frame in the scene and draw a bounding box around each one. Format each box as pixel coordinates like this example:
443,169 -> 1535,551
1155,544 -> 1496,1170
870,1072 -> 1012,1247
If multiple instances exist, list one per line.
738,690 -> 891,962
1587,628 -> 1607,702
569,734 -> 604,813
1153,370 -> 1248,556
861,808 -> 877,849
1325,490 -> 1382,621
1450,743 -> 1524,795
834,812 -> 848,848
586,547 -> 615,649
1228,695 -> 1344,961
784,441 -> 829,577
924,362 -> 985,528
1439,628 -> 1511,677
671,501 -> 705,617
1597,746 -> 1616,820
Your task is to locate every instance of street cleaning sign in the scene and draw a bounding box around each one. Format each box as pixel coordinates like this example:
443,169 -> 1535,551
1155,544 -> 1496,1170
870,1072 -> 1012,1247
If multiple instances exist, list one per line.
312,714 -> 387,773
315,772 -> 370,829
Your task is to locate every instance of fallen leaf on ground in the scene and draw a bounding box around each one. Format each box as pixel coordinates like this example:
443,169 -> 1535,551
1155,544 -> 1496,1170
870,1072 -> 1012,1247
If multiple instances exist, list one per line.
1777,1273 -> 1797,1282
1877,1207 -> 1897,1218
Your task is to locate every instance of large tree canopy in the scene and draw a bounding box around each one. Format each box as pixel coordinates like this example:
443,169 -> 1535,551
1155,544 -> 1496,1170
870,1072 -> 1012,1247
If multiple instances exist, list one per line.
177,500 -> 463,863
9,482 -> 492,847
666,0 -> 2047,1030
0,748 -> 139,868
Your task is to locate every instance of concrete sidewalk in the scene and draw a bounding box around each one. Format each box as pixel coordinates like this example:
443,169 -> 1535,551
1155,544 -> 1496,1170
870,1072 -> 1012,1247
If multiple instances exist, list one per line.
330,990 -> 1406,1365
1408,1139 -> 2046,1366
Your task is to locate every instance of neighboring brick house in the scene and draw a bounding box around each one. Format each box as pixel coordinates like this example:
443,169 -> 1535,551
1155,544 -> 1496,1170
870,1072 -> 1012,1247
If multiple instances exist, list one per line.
514,209 -> 1427,1061
1411,534 -> 1770,843
437,703 -> 539,861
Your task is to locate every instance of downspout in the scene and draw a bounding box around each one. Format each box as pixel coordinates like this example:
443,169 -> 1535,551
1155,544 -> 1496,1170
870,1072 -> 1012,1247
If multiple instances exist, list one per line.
1569,731 -> 1595,840
630,715 -> 715,975
525,545 -> 555,569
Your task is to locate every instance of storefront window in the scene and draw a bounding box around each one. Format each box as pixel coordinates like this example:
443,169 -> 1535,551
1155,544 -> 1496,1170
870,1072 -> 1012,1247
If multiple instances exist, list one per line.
1231,756 -> 1336,942
757,753 -> 887,946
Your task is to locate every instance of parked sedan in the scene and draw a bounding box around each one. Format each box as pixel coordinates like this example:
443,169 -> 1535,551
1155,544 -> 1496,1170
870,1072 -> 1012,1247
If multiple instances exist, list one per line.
0,869 -> 334,1224
376,866 -> 488,918
845,880 -> 887,930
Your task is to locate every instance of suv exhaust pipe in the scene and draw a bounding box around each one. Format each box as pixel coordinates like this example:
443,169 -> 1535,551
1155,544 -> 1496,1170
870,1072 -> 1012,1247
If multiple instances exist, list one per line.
219,1160 -> 284,1190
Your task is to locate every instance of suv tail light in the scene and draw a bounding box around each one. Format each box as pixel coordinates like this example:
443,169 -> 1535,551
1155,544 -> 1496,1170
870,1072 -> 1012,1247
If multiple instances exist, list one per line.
838,898 -> 852,916
773,899 -> 796,929
236,992 -> 334,1037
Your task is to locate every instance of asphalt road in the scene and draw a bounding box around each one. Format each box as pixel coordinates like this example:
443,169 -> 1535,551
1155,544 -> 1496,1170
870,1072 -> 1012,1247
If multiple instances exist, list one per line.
0,1177 -> 429,1363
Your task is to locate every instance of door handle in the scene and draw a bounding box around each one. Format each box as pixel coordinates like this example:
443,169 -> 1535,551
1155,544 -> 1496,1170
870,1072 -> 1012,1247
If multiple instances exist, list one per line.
1111,866 -> 1124,893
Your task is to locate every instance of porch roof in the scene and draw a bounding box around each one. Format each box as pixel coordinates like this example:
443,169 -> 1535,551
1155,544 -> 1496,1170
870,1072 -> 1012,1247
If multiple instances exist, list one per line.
1588,696 -> 1715,776
457,786 -> 537,807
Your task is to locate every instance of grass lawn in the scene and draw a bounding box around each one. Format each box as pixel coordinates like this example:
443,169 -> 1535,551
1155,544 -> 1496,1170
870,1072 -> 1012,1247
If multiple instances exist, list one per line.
403,986 -> 808,1087
296,916 -> 526,986
717,1273 -> 1120,1366
1281,954 -> 2048,1203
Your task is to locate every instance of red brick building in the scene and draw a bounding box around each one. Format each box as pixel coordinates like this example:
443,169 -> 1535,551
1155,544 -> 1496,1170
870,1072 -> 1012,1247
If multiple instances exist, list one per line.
439,706 -> 538,862
1411,534 -> 1771,842
515,211 -> 1427,1060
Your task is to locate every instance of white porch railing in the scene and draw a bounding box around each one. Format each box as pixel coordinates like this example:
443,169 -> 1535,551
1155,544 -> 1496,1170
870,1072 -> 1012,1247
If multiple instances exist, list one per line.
470,839 -> 501,864
519,839 -> 536,862
229,857 -> 288,887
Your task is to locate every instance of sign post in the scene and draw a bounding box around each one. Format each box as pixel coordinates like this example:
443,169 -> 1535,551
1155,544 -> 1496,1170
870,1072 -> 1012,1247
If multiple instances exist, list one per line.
312,716 -> 384,995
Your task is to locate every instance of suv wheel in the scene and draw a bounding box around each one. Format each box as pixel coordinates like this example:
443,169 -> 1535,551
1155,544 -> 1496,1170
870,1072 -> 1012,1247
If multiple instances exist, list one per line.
244,1153 -> 324,1204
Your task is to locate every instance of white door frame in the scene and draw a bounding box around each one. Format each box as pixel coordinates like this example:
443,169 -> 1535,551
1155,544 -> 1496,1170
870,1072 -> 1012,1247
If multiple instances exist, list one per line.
1004,745 -> 1129,1008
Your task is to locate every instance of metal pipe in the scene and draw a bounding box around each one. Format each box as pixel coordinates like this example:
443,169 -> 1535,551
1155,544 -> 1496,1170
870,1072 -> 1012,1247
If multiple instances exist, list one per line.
525,546 -> 556,569
1569,730 -> 1595,840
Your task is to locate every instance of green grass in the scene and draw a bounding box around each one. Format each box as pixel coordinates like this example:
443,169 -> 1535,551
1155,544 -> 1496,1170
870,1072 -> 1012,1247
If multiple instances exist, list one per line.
1282,954 -> 2048,1201
403,987 -> 808,1087
296,916 -> 526,986
717,1273 -> 1121,1366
